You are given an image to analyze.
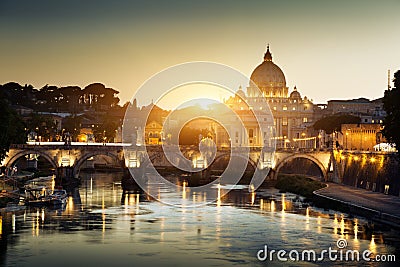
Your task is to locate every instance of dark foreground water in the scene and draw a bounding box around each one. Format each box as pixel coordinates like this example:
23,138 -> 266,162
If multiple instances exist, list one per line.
1,172 -> 399,267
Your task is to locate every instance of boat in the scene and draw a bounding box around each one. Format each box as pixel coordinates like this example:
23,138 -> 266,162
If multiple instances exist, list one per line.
24,186 -> 68,207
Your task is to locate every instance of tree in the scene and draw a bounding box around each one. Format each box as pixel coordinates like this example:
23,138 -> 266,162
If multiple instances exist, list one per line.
93,118 -> 118,142
382,70 -> 400,154
313,114 -> 360,134
62,116 -> 82,141
25,113 -> 57,141
0,91 -> 26,162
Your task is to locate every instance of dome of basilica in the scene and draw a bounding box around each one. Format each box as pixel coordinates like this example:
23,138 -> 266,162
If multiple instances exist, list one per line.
249,46 -> 286,89
289,86 -> 301,99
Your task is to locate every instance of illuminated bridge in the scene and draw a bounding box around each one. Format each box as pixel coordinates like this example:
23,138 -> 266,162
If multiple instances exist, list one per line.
2,142 -> 334,183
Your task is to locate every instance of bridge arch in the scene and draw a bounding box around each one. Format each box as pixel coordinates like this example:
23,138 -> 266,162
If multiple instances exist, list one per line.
5,150 -> 57,169
141,151 -> 193,170
274,154 -> 327,181
73,151 -> 122,176
211,153 -> 257,170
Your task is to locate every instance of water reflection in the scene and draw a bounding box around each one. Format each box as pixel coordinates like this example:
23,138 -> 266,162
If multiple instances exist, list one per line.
0,172 -> 399,266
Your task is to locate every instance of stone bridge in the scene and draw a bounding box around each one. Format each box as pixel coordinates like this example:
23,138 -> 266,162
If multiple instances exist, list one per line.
2,143 -> 334,182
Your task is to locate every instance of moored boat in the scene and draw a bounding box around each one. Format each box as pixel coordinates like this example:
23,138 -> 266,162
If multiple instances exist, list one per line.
24,186 -> 68,207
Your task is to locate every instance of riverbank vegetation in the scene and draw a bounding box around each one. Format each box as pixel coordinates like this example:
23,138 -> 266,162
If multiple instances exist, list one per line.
275,174 -> 326,198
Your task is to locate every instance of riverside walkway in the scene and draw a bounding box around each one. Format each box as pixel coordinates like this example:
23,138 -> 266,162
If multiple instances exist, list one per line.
314,183 -> 400,226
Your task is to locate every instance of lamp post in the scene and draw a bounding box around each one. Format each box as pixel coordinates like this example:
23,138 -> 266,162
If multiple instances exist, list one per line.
318,134 -> 322,149
301,132 -> 306,148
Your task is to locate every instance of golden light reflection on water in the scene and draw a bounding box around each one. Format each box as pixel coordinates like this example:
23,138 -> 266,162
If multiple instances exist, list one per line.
271,200 -> 275,212
217,183 -> 221,207
369,235 -> 377,254
317,216 -> 322,234
281,194 -> 286,211
12,214 -> 15,233
160,217 -> 165,242
67,196 -> 74,215
333,214 -> 338,235
305,207 -> 310,231
340,216 -> 345,236
51,175 -> 55,191
182,181 -> 187,200
354,219 -> 358,240
3,171 -> 398,267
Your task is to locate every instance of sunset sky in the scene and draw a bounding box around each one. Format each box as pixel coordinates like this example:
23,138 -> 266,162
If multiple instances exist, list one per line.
1,0 -> 400,108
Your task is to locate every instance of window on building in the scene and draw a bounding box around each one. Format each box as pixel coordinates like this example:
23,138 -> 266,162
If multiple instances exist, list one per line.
235,131 -> 239,137
249,129 -> 254,138
283,106 -> 287,111
303,117 -> 308,123
273,106 -> 277,111
283,117 -> 288,126
292,107 -> 296,110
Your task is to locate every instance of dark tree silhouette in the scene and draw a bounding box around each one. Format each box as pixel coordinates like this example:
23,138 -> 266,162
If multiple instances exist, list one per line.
382,70 -> 400,154
0,90 -> 26,161
313,114 -> 360,134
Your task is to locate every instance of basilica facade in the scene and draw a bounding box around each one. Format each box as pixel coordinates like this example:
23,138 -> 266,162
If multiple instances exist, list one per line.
223,46 -> 317,149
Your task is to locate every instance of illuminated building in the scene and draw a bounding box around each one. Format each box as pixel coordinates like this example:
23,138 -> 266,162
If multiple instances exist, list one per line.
223,46 -> 316,148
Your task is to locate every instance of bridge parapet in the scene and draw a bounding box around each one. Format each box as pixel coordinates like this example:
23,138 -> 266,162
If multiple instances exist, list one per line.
3,144 -> 335,183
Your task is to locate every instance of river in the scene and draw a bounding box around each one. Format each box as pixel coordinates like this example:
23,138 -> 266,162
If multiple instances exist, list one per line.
0,172 -> 399,266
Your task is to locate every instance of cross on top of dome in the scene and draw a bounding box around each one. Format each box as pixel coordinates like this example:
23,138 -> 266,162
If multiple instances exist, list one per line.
264,44 -> 272,62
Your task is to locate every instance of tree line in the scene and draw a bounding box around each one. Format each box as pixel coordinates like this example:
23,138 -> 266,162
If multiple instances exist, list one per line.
0,82 -> 126,161
0,82 -> 120,113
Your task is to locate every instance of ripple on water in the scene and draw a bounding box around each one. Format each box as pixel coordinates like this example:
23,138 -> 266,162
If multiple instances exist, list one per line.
89,206 -> 153,216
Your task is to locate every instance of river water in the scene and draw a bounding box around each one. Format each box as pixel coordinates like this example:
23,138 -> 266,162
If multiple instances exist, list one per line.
1,172 -> 399,266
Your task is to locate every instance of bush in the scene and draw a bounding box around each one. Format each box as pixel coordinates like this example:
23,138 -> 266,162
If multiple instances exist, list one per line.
275,174 -> 326,198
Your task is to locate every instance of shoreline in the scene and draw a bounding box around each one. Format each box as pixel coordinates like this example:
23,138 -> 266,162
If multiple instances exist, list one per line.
313,183 -> 400,229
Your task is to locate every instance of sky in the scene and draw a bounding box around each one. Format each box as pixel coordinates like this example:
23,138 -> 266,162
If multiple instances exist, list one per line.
1,0 -> 400,109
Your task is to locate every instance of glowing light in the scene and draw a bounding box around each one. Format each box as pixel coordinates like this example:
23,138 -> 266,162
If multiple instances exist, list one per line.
370,157 -> 376,163
353,156 -> 359,161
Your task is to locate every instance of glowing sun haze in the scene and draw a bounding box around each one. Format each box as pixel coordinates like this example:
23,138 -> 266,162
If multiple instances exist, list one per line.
156,84 -> 234,110
1,0 -> 399,106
